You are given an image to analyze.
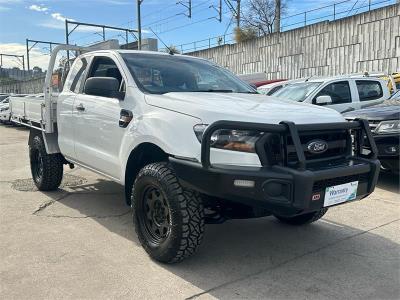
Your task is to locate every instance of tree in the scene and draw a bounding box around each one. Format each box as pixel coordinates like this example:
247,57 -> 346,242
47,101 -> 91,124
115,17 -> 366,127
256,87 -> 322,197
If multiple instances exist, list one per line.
241,0 -> 287,35
234,26 -> 258,43
32,66 -> 43,74
165,45 -> 180,54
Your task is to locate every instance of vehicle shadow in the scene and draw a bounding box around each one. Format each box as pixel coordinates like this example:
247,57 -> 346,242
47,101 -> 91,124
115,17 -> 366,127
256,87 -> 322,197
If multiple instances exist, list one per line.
40,176 -> 399,299
2,123 -> 29,131
377,171 -> 399,194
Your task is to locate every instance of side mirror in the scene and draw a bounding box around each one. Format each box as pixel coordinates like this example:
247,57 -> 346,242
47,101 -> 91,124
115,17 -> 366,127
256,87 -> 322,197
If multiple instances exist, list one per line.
84,77 -> 124,100
315,95 -> 332,105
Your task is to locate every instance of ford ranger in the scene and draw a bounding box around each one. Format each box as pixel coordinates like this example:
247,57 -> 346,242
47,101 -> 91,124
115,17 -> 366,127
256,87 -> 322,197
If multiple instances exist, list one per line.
10,45 -> 380,263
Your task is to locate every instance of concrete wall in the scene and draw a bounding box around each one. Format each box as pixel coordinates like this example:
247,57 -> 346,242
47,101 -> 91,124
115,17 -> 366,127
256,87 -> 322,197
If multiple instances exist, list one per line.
190,4 -> 400,79
0,76 -> 45,94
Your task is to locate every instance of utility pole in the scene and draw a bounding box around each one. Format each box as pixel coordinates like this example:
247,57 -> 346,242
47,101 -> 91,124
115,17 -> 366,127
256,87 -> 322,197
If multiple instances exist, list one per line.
274,0 -> 281,33
236,0 -> 240,27
26,39 -> 29,71
64,19 -> 137,50
0,54 -> 25,70
65,19 -> 70,66
219,0 -> 222,22
26,39 -> 63,71
224,0 -> 240,27
137,0 -> 143,50
177,1 -> 192,18
210,0 -> 223,22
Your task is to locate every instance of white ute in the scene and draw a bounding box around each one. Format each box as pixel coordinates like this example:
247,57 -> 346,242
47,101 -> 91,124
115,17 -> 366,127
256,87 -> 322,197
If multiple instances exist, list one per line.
272,76 -> 390,113
10,45 -> 381,263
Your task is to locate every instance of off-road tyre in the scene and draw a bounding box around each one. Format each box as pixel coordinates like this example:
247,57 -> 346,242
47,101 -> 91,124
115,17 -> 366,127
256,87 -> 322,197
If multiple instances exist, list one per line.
29,134 -> 63,191
132,162 -> 205,263
274,208 -> 328,225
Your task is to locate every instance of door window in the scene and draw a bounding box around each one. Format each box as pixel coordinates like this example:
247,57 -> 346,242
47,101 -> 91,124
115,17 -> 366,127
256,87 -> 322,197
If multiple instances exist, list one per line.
356,80 -> 383,101
71,58 -> 88,93
64,58 -> 88,92
314,81 -> 351,104
88,56 -> 123,87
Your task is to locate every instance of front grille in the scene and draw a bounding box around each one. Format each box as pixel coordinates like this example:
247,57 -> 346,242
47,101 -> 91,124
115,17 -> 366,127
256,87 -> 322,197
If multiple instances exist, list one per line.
312,173 -> 369,192
264,130 -> 351,167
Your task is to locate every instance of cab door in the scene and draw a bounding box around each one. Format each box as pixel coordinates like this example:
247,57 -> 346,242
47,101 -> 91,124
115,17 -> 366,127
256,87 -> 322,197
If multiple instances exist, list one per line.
312,80 -> 355,112
355,79 -> 387,109
73,55 -> 127,180
57,56 -> 89,160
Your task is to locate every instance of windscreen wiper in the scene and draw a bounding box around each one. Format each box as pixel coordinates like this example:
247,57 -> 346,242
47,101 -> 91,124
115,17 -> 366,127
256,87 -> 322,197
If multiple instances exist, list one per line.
237,91 -> 258,94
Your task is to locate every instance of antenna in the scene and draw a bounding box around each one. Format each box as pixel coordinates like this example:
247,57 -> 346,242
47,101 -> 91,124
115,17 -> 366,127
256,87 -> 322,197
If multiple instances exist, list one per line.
148,27 -> 176,55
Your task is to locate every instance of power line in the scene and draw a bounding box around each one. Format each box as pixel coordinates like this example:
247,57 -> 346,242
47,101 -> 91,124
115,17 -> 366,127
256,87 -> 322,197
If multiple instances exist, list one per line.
142,2 -> 182,19
143,0 -> 213,28
0,53 -> 25,70
347,0 -> 360,15
63,0 -> 214,46
157,16 -> 215,34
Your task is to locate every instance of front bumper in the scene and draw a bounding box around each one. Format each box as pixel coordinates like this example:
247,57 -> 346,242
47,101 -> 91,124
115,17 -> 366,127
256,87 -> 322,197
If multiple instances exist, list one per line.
366,133 -> 399,173
373,133 -> 399,158
0,112 -> 10,121
171,157 -> 380,216
171,119 -> 381,216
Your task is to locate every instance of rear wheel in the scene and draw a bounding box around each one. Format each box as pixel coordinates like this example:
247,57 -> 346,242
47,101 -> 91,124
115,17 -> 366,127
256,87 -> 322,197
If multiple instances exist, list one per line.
274,208 -> 328,225
132,162 -> 205,263
29,134 -> 63,191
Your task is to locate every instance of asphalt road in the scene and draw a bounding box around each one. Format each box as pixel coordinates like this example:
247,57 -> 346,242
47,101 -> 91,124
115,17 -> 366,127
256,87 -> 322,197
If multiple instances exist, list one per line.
0,124 -> 399,299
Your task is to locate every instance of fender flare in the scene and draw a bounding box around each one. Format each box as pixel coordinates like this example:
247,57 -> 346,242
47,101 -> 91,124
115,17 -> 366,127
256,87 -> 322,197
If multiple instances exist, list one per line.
28,128 -> 60,154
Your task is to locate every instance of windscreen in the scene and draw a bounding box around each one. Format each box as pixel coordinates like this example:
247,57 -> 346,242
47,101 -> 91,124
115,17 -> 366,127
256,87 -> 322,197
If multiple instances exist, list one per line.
273,82 -> 322,102
121,53 -> 256,94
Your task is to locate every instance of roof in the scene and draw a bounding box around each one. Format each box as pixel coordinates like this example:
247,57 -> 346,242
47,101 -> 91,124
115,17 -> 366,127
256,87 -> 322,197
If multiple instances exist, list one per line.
80,49 -> 208,62
116,49 -> 172,55
294,75 -> 387,83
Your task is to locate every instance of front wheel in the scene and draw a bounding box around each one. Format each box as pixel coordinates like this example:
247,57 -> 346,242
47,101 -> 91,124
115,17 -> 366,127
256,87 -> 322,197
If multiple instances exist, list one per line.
274,208 -> 328,225
29,134 -> 63,191
132,162 -> 205,263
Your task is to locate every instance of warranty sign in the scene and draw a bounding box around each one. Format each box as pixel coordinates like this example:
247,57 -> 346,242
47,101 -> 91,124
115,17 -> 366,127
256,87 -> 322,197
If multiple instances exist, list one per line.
324,181 -> 359,207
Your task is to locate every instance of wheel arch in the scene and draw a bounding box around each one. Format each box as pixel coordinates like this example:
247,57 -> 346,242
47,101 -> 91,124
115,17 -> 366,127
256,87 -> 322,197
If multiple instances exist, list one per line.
28,128 -> 60,154
28,128 -> 41,146
124,142 -> 169,205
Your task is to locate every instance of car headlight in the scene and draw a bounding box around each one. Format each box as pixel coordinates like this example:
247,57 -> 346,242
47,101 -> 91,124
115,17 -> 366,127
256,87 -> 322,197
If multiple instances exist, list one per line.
193,124 -> 263,153
375,120 -> 400,134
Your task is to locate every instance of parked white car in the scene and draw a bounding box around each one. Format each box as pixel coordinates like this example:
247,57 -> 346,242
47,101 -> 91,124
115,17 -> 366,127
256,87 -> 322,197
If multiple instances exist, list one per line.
0,94 -> 10,101
272,76 -> 390,113
257,81 -> 288,95
257,79 -> 307,96
10,45 -> 381,263
0,102 -> 11,123
0,97 -> 10,105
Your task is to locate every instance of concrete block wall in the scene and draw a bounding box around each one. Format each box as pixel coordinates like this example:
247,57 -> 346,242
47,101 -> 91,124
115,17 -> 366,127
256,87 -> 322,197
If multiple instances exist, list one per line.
189,4 -> 400,79
0,76 -> 45,94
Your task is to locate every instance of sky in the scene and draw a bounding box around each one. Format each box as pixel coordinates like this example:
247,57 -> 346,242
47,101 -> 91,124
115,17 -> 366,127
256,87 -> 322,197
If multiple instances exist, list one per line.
0,0 -> 395,69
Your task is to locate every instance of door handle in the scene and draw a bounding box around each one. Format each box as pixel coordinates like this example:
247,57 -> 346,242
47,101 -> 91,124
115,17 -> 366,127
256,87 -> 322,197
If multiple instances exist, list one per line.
76,103 -> 85,111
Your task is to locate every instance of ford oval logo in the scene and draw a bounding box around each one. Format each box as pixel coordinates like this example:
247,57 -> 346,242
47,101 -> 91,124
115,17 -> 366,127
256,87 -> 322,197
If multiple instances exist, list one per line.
307,140 -> 328,154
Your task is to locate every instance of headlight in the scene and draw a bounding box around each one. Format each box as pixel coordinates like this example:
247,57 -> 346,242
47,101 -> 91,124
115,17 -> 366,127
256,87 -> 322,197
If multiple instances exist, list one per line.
375,120 -> 400,134
193,124 -> 263,153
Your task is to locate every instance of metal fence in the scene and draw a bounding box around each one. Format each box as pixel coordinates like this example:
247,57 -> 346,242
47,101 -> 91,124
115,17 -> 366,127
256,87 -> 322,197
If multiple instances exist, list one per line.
160,0 -> 396,54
